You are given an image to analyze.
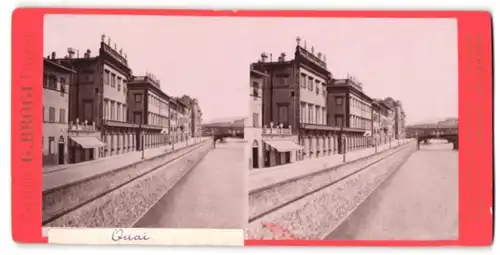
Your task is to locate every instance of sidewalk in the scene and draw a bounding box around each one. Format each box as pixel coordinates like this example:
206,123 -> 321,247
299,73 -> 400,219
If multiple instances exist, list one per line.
43,137 -> 210,192
250,139 -> 413,192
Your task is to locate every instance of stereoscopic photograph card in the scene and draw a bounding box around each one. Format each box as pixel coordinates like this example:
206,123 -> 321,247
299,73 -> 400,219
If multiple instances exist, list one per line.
11,8 -> 492,246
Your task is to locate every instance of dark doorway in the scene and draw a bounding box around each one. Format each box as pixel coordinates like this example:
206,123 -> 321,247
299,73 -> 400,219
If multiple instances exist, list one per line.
252,147 -> 259,168
58,143 -> 64,165
285,152 -> 291,164
89,148 -> 94,160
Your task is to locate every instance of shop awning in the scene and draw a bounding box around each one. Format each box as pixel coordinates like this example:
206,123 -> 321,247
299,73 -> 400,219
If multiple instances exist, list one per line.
70,136 -> 106,149
264,140 -> 304,152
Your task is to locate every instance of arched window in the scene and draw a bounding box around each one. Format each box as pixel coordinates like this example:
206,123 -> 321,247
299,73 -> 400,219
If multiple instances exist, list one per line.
252,140 -> 259,148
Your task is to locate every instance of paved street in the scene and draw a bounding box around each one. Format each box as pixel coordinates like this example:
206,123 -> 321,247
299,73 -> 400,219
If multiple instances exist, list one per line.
250,139 -> 411,192
327,139 -> 458,240
135,138 -> 246,229
43,138 -> 209,192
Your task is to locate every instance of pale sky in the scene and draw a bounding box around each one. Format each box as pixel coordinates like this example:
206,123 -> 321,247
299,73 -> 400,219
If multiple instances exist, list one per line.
44,15 -> 457,124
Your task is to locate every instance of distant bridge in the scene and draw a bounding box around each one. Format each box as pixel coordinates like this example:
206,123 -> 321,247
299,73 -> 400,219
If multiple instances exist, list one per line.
406,124 -> 459,150
201,120 -> 244,142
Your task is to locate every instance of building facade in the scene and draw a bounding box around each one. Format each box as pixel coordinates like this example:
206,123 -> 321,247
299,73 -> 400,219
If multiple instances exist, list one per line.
373,99 -> 394,144
371,100 -> 383,146
382,97 -> 406,139
246,66 -> 267,169
176,99 -> 190,142
192,99 -> 202,138
169,99 -> 189,144
127,73 -> 170,149
179,95 -> 194,139
42,57 -> 75,166
178,95 -> 203,139
252,37 -> 340,166
57,36 -> 135,162
326,78 -> 373,152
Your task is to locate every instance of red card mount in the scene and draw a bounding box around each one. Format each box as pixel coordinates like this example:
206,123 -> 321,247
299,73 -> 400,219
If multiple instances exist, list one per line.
11,8 -> 492,246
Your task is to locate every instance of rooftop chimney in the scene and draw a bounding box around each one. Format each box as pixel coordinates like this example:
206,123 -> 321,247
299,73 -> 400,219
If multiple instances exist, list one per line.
278,52 -> 286,62
260,53 -> 268,62
84,49 -> 91,58
51,52 -> 56,60
67,47 -> 75,59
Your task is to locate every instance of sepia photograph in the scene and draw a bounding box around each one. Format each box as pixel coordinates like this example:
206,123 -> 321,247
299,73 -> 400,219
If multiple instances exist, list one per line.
245,18 -> 458,240
41,14 -> 459,240
41,15 -> 248,230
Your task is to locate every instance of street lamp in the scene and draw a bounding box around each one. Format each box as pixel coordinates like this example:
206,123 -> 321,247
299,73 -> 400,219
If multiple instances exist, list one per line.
139,123 -> 145,160
416,132 -> 420,150
171,130 -> 175,151
340,124 -> 346,163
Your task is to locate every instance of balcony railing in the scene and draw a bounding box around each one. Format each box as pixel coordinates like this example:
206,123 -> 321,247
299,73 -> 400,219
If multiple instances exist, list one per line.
68,119 -> 97,133
262,122 -> 292,136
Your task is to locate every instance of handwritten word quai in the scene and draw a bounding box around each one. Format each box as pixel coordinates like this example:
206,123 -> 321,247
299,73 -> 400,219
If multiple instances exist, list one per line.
111,229 -> 150,242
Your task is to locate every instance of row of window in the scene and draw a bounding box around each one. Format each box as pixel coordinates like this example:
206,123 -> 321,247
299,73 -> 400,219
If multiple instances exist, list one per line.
148,112 -> 169,127
43,106 -> 67,123
335,96 -> 371,114
300,73 -> 326,95
351,97 -> 370,112
103,99 -> 127,122
350,115 -> 371,130
300,103 -> 327,125
135,94 -> 181,121
104,69 -> 127,95
148,94 -> 168,110
43,73 -> 67,93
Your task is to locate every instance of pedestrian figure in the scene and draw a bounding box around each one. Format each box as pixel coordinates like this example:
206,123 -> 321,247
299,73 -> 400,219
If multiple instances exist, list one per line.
213,135 -> 217,148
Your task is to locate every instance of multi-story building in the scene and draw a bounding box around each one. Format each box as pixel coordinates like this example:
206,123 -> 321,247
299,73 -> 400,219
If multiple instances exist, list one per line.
373,99 -> 394,144
246,65 -> 267,169
127,73 -> 170,149
382,97 -> 405,139
252,37 -> 335,165
371,100 -> 383,146
57,35 -> 135,161
326,77 -> 373,152
169,100 -> 179,143
177,99 -> 190,142
192,99 -> 202,138
400,110 -> 406,138
179,95 -> 194,138
42,57 -> 75,166
169,99 -> 189,143
178,95 -> 203,138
